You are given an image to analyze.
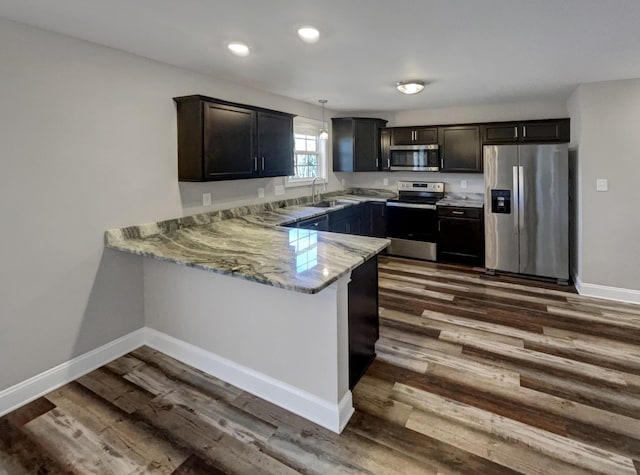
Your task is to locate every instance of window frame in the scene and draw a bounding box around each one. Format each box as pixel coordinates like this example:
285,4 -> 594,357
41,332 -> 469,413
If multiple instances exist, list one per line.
285,116 -> 328,187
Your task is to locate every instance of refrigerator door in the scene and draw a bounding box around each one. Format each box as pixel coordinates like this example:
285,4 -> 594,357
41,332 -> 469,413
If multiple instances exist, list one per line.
484,145 -> 519,273
518,144 -> 569,280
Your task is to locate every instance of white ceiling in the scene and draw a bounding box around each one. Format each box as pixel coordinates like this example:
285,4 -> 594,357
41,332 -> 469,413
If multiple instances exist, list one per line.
1,0 -> 640,111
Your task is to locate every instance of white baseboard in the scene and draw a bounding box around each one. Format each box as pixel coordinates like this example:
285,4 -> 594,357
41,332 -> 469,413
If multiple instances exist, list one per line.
0,328 -> 146,418
574,274 -> 640,305
1,327 -> 354,433
145,328 -> 353,434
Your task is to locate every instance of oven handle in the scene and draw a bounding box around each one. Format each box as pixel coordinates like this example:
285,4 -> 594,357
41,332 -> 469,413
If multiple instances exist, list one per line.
386,201 -> 436,210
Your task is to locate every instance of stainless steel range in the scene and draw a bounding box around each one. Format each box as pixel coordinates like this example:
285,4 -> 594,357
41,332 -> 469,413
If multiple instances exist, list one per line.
386,181 -> 444,261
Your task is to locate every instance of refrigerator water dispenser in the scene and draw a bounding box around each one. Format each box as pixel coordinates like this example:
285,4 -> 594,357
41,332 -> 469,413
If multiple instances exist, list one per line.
491,189 -> 511,214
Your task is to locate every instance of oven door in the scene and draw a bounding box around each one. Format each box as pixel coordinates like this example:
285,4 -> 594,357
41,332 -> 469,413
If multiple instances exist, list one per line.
386,202 -> 438,242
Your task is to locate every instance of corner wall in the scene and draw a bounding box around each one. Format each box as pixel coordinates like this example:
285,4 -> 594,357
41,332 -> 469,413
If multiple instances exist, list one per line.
568,79 -> 640,300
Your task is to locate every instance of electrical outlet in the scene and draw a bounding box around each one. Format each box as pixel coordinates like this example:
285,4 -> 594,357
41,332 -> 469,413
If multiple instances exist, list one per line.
341,178 -> 346,187
596,179 -> 608,192
258,187 -> 265,198
202,193 -> 212,206
383,178 -> 389,186
274,185 -> 285,196
461,180 -> 468,189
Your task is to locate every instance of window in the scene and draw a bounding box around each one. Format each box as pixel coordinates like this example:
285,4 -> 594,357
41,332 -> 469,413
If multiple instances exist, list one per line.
286,117 -> 327,186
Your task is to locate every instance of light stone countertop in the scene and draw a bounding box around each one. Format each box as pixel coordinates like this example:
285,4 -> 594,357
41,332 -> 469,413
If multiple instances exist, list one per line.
437,192 -> 485,209
105,190 -> 394,294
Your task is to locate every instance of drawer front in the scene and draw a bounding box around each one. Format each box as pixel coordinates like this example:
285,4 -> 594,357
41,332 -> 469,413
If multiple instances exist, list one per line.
437,206 -> 482,219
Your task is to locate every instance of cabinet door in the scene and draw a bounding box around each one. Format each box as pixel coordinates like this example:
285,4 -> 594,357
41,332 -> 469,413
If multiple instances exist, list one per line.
521,120 -> 570,142
348,256 -> 379,389
391,127 -> 437,145
390,128 -> 415,145
440,125 -> 481,173
482,122 -> 521,144
380,129 -> 391,171
354,120 -> 380,171
414,127 -> 438,144
438,217 -> 484,264
257,111 -> 293,177
369,202 -> 387,237
203,102 -> 257,180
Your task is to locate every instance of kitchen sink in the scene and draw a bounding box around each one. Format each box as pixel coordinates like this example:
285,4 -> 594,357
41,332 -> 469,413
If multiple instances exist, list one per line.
310,200 -> 339,208
308,198 -> 359,208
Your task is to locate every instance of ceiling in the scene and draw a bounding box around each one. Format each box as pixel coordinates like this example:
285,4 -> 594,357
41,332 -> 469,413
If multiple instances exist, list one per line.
1,0 -> 640,111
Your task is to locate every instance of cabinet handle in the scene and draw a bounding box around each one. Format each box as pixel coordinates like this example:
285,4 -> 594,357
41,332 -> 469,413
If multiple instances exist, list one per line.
440,158 -> 444,169
451,211 -> 465,215
261,156 -> 265,170
376,158 -> 379,168
387,158 -> 391,169
253,157 -> 258,171
514,126 -> 518,139
522,126 -> 527,138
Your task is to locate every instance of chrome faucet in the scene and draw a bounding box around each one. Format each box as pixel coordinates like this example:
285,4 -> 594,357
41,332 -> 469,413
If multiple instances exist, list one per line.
311,176 -> 322,204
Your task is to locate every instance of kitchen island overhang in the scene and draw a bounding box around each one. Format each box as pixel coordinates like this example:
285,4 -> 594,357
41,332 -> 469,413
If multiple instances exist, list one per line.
105,195 -> 390,433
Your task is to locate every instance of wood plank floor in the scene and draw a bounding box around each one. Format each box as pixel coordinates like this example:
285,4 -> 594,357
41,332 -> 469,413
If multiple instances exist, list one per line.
2,255 -> 640,474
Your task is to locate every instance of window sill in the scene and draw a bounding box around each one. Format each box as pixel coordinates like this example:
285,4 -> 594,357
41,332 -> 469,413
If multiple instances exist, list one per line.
284,178 -> 327,188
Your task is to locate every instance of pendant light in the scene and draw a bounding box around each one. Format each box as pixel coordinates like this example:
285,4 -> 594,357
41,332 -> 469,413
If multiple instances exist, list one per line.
318,99 -> 329,140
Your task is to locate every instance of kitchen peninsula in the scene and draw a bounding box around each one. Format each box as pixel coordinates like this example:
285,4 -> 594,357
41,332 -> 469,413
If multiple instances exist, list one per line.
105,192 -> 391,433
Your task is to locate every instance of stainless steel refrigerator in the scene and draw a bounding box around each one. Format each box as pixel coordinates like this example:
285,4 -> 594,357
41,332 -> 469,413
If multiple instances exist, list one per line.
484,144 -> 569,283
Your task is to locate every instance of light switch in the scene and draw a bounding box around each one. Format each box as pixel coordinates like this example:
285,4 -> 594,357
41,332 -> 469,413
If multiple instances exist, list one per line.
202,193 -> 212,206
596,179 -> 608,192
383,178 -> 389,186
258,187 -> 265,198
461,180 -> 468,189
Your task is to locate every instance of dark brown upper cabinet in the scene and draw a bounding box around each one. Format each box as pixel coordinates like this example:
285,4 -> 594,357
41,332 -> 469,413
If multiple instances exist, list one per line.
482,118 -> 570,145
174,95 -> 294,181
332,118 -> 388,172
379,128 -> 391,171
391,126 -> 438,146
439,125 -> 482,173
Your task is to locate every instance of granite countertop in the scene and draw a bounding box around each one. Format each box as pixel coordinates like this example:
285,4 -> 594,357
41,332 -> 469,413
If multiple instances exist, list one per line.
437,192 -> 484,209
105,190 -> 394,294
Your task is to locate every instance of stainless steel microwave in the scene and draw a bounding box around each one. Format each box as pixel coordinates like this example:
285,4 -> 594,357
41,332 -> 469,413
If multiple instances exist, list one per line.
389,144 -> 439,172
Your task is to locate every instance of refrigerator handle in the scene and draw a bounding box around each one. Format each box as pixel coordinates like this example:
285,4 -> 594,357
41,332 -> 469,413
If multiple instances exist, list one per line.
518,166 -> 525,231
512,166 -> 519,234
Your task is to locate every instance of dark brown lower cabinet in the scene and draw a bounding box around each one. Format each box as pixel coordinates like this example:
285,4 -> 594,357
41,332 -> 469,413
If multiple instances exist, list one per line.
437,207 -> 484,266
348,255 -> 379,389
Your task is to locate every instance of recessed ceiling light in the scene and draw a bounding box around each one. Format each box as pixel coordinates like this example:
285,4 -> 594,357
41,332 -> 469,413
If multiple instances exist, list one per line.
297,26 -> 320,44
396,80 -> 426,95
228,42 -> 250,57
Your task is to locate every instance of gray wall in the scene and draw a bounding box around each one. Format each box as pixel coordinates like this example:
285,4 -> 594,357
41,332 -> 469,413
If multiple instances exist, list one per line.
568,80 -> 640,291
0,18 -> 343,391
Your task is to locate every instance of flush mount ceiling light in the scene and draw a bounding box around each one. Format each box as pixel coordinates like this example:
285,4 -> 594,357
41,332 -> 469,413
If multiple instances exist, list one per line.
396,80 -> 426,95
318,99 -> 329,140
227,42 -> 250,57
298,26 -> 320,43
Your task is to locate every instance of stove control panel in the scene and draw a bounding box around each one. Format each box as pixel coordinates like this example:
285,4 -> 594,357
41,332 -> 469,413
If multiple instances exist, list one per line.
397,181 -> 444,192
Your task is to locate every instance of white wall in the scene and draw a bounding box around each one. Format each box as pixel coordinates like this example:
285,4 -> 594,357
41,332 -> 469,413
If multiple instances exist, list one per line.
568,80 -> 640,294
346,99 -> 568,194
0,18 -> 344,391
